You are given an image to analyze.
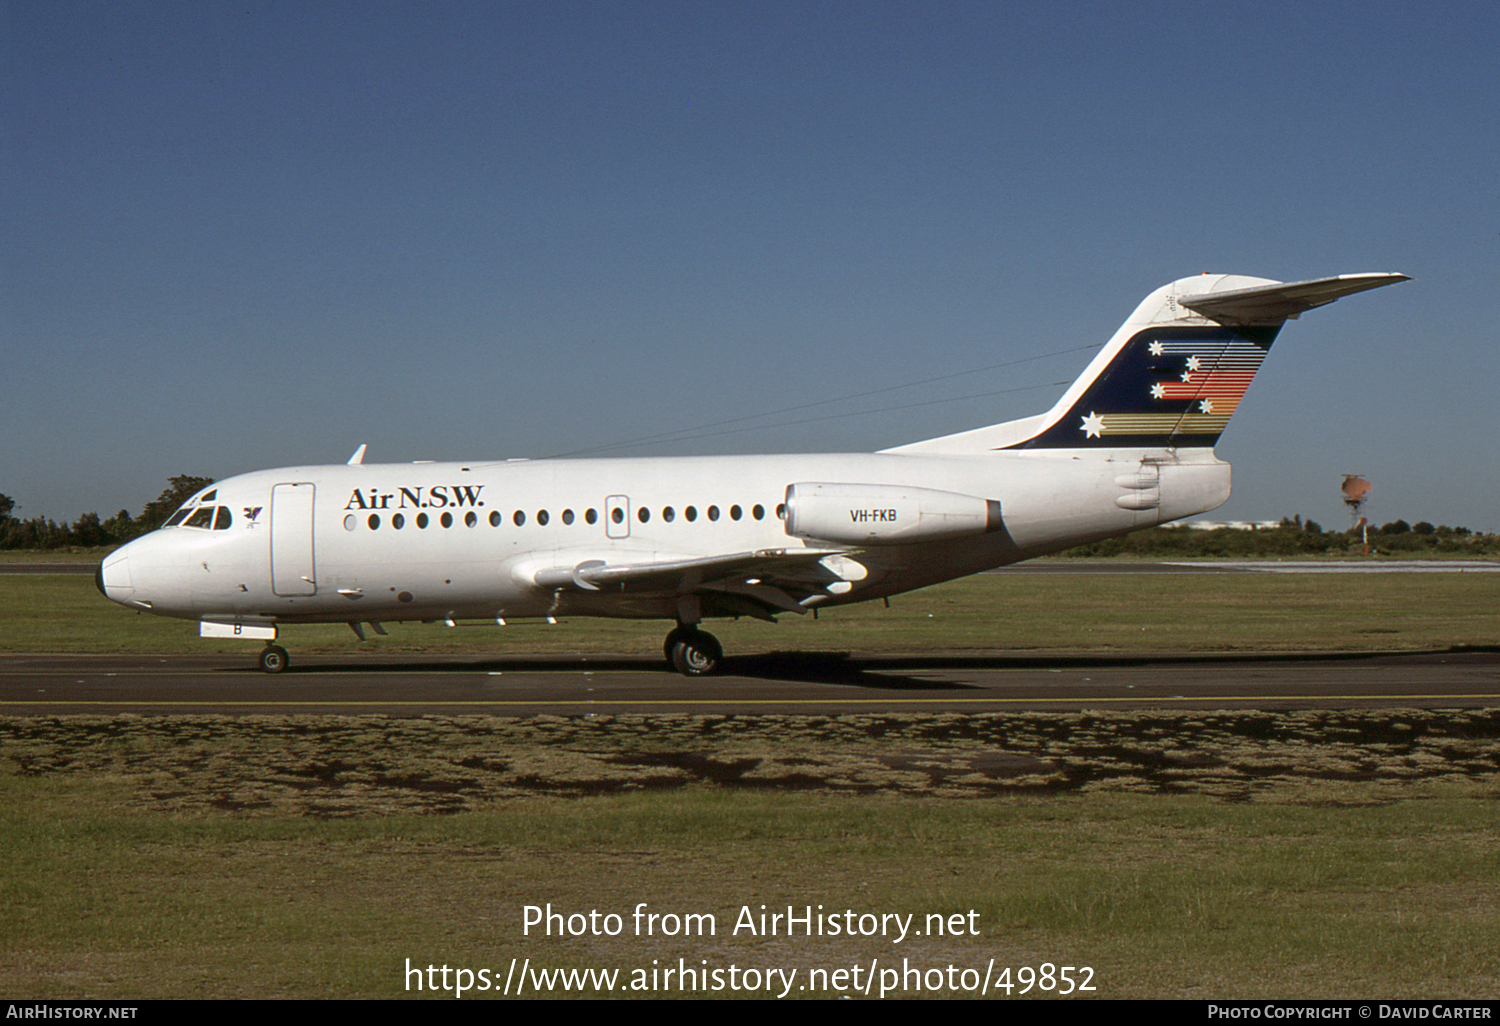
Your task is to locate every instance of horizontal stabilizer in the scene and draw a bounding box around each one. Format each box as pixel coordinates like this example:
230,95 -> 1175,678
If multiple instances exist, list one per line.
1178,273 -> 1409,324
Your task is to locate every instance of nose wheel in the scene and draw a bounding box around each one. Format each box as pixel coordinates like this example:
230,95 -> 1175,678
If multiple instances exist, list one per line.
663,626 -> 722,677
258,645 -> 290,674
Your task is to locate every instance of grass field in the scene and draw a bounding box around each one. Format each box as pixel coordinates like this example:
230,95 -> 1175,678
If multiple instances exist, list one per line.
4,713 -> 1499,1000
2,570 -> 1499,999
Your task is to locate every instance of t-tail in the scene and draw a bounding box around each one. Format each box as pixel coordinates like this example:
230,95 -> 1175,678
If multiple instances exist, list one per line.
887,272 -> 1408,456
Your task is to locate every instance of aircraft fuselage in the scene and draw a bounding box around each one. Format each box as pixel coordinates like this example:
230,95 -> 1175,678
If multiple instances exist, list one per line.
98,448 -> 1227,625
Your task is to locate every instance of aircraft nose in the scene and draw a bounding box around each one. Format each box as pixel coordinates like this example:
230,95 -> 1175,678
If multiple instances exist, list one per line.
97,550 -> 134,604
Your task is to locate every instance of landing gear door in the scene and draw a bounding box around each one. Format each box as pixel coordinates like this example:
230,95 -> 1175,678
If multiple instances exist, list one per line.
605,495 -> 630,539
270,483 -> 317,596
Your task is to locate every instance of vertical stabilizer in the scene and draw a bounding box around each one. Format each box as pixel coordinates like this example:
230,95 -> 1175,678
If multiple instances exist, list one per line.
885,273 -> 1407,455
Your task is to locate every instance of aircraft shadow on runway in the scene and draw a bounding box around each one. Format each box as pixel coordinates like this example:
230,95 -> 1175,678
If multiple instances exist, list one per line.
216,645 -> 1500,690
255,651 -> 976,690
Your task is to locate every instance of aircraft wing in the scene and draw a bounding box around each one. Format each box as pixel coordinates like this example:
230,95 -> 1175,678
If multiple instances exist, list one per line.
531,547 -> 856,617
1178,273 -> 1409,324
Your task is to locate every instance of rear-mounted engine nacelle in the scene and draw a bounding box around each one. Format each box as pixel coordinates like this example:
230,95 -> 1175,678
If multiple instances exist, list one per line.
783,482 -> 1002,546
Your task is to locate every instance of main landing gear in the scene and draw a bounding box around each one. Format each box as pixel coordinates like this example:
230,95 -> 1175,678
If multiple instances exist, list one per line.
258,645 -> 290,674
663,625 -> 723,677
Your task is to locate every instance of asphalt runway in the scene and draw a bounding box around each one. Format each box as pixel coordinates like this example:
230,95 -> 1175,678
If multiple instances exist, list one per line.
994,559 -> 1500,574
3,648 -> 1498,715
0,562 -> 98,574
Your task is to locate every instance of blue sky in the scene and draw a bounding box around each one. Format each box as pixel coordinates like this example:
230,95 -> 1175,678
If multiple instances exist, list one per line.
4,0 -> 1496,530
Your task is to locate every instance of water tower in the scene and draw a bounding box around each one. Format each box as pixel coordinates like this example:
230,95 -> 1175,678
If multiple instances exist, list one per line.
1341,475 -> 1371,554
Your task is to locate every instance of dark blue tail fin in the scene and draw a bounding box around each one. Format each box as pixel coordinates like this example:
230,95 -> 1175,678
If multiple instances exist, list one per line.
1014,322 -> 1280,449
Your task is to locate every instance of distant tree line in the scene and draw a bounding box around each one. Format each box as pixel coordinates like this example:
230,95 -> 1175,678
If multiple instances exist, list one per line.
1064,516 -> 1500,558
0,475 -> 213,550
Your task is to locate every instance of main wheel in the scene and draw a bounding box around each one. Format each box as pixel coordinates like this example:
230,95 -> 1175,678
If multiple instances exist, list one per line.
663,625 -> 691,668
258,645 -> 290,674
669,629 -> 722,677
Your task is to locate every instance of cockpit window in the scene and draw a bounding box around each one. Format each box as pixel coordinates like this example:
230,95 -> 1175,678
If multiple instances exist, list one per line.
198,490 -> 217,503
163,496 -> 236,531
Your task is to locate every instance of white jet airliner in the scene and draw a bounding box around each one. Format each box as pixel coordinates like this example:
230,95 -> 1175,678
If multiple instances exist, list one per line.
98,272 -> 1407,675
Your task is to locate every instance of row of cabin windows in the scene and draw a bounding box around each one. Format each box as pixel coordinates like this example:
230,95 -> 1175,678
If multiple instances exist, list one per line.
348,502 -> 785,532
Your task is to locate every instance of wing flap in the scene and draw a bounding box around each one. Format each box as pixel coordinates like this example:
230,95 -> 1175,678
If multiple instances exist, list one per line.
531,547 -> 851,596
